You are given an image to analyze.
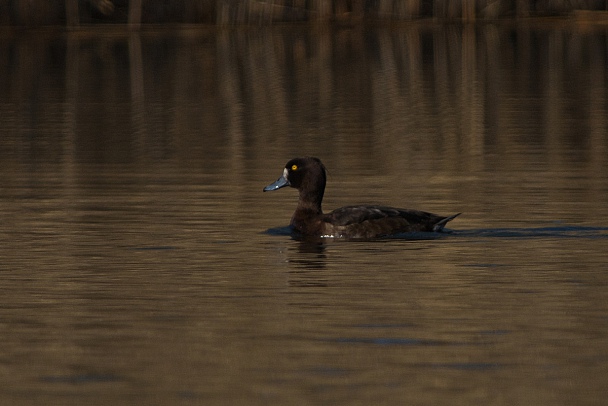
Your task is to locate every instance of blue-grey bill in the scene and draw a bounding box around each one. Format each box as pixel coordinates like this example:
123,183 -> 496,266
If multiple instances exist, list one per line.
263,175 -> 289,192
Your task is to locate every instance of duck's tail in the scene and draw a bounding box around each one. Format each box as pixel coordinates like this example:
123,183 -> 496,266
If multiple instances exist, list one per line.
433,213 -> 461,232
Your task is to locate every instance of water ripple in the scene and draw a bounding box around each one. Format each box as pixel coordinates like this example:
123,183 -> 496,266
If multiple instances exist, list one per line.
265,225 -> 608,240
454,226 -> 608,239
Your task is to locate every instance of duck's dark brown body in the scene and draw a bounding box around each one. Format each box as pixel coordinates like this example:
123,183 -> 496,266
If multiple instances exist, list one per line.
264,157 -> 459,239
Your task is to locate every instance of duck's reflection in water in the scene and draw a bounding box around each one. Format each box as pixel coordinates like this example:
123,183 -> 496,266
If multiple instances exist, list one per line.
286,240 -> 328,287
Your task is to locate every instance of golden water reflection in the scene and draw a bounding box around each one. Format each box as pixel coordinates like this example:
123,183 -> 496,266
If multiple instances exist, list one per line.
0,25 -> 607,405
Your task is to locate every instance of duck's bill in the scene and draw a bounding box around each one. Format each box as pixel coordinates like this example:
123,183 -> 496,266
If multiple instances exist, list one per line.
263,175 -> 289,192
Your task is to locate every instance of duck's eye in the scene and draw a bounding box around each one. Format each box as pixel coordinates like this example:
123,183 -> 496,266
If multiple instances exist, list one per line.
291,164 -> 298,171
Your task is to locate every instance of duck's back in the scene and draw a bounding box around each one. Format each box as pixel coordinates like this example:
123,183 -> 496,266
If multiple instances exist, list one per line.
322,205 -> 458,238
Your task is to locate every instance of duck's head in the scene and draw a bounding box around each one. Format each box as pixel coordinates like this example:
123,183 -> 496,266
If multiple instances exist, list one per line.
263,157 -> 327,206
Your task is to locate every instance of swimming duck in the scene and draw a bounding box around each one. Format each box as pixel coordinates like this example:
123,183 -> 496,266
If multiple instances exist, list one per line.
263,157 -> 460,239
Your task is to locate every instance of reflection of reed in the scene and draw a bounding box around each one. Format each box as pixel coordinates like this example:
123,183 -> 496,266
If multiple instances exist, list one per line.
5,1 -> 608,26
129,0 -> 142,27
63,34 -> 79,237
65,0 -> 79,27
129,33 -> 145,164
1,25 -> 607,190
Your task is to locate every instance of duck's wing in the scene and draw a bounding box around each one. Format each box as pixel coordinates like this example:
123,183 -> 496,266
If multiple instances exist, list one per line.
323,205 -> 385,225
324,205 -> 460,234
324,205 -> 436,225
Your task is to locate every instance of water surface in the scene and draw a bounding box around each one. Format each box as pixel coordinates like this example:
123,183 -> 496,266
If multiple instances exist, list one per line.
1,24 -> 608,405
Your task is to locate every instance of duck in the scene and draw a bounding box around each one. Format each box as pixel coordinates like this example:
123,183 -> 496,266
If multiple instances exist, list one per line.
263,157 -> 460,239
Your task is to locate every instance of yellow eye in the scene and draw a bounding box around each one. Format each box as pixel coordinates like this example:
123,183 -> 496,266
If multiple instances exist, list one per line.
291,164 -> 298,171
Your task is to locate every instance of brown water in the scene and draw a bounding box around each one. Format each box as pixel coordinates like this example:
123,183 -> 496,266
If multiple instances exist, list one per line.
1,24 -> 608,405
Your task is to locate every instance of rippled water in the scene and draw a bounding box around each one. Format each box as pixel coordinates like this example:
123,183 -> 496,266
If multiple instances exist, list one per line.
1,24 -> 608,405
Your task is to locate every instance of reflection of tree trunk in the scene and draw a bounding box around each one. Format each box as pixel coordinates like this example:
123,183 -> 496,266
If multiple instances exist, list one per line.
66,0 -> 79,27
544,31 -> 563,174
216,31 -> 245,220
461,25 -> 483,171
435,0 -> 476,20
352,0 -> 364,19
463,0 -> 475,21
63,34 -> 78,248
403,0 -> 420,19
217,0 -> 236,25
311,0 -> 331,22
380,0 -> 421,19
372,28 -> 425,169
317,28 -> 332,127
588,37 -> 606,191
64,35 -> 78,157
129,33 -> 145,164
516,0 -> 529,17
482,26 -> 503,150
333,0 -> 364,20
378,0 -> 391,18
129,0 -> 142,27
433,27 -> 451,148
247,30 -> 288,150
217,31 -> 244,152
217,1 -> 226,25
